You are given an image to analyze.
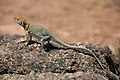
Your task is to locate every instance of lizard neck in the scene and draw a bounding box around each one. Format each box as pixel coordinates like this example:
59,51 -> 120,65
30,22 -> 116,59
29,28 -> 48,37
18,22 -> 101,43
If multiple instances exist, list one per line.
24,23 -> 31,31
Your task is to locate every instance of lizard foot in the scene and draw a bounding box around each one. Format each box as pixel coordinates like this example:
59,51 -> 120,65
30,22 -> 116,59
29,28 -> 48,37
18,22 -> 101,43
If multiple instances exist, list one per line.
16,38 -> 25,44
16,38 -> 30,46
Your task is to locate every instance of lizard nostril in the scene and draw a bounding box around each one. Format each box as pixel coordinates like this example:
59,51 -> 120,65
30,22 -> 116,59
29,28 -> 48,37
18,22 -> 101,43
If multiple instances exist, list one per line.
14,17 -> 17,20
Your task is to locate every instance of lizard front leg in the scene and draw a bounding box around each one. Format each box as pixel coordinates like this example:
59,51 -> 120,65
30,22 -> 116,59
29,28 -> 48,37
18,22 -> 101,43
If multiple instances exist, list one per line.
16,31 -> 32,46
40,36 -> 51,51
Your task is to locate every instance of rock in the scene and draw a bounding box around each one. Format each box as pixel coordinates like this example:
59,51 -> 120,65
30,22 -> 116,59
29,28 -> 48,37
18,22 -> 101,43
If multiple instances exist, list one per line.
0,34 -> 119,80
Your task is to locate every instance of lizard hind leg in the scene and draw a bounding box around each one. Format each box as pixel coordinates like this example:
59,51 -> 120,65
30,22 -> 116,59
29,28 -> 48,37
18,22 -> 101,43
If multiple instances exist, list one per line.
40,36 -> 51,51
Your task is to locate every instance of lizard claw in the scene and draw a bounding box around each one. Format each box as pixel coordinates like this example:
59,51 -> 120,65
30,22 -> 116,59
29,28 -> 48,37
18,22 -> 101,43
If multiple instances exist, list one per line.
24,41 -> 30,46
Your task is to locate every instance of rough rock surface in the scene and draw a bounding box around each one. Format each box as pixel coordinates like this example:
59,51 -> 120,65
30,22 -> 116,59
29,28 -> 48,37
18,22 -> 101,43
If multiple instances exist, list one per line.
0,34 -> 119,80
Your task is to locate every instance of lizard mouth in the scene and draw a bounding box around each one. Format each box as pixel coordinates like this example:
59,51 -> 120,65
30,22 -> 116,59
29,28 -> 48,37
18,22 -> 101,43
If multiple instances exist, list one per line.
14,17 -> 22,25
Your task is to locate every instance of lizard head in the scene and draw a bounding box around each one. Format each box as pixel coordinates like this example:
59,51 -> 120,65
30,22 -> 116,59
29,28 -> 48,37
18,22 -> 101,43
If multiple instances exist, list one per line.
14,16 -> 28,28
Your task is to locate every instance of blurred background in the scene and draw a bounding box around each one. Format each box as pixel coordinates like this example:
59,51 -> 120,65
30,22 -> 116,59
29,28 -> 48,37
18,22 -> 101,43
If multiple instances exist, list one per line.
0,0 -> 120,45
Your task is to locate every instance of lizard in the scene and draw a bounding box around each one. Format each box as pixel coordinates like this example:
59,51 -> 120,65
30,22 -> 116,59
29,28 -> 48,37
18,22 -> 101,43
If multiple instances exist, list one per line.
14,16 -> 104,69
14,16 -> 119,80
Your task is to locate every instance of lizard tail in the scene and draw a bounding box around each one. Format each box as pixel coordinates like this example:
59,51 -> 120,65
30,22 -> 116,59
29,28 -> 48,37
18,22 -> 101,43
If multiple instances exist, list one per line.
51,36 -> 105,70
51,36 -> 80,49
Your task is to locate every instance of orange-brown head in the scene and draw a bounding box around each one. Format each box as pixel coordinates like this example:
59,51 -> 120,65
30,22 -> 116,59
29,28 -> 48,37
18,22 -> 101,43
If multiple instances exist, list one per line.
14,16 -> 28,28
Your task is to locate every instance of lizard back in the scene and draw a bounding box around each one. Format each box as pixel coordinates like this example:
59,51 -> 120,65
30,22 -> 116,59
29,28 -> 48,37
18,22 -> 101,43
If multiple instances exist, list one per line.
29,24 -> 53,38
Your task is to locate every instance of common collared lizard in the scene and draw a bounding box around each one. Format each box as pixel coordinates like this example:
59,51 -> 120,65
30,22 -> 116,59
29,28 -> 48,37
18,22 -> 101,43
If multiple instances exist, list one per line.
14,16 -> 119,80
14,16 -> 104,70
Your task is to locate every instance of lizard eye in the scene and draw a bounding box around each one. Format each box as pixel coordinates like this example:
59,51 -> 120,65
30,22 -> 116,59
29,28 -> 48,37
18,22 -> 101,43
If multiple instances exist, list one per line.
14,17 -> 20,21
